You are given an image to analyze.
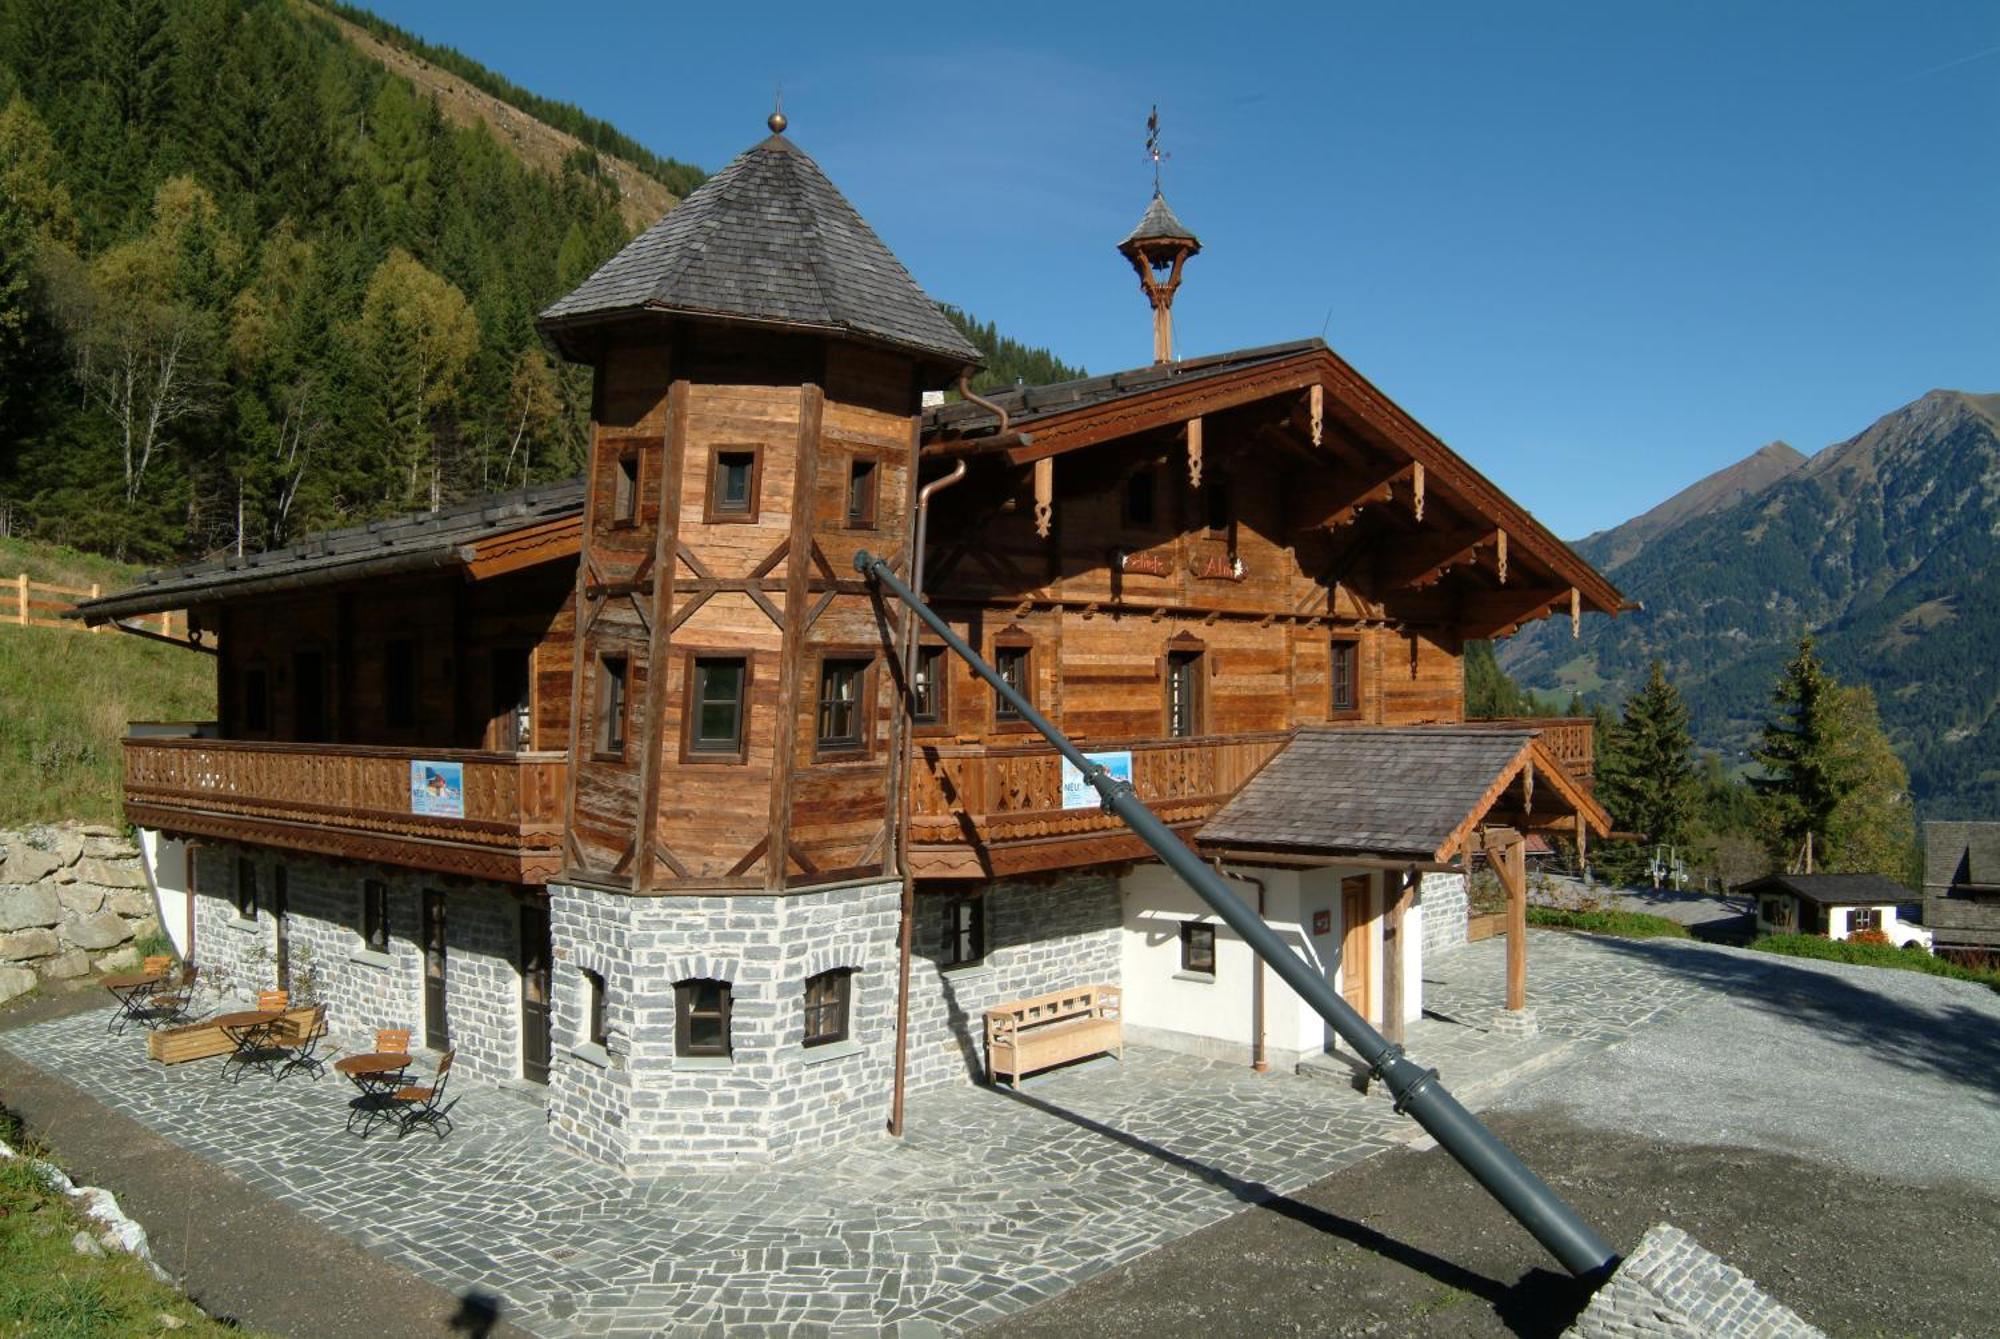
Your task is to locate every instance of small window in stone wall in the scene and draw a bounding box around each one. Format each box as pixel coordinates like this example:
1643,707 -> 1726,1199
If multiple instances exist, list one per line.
674,978 -> 731,1058
939,893 -> 984,969
582,969 -> 608,1047
363,880 -> 390,952
802,968 -> 853,1048
236,858 -> 258,921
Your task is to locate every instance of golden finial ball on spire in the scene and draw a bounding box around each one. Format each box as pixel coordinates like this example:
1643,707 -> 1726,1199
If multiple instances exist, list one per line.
768,109 -> 787,135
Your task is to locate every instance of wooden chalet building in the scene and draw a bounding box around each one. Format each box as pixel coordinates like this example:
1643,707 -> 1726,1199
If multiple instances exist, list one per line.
82,118 -> 1619,1169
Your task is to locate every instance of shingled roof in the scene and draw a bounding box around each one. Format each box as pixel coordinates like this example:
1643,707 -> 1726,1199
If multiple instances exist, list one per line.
538,133 -> 979,367
1925,820 -> 2000,893
74,479 -> 585,622
923,338 -> 1322,441
1737,873 -> 1915,907
1121,190 -> 1200,249
1198,726 -> 1559,861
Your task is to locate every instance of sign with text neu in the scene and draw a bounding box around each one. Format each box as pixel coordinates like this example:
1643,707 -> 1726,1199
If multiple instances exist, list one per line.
1060,750 -> 1133,811
410,760 -> 465,819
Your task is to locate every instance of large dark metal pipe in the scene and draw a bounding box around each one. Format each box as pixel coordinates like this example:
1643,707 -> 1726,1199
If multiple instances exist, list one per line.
856,549 -> 1617,1280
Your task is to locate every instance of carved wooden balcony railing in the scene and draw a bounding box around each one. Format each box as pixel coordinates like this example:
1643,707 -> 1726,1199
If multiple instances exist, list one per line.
908,731 -> 1292,878
1463,716 -> 1595,782
123,736 -> 567,884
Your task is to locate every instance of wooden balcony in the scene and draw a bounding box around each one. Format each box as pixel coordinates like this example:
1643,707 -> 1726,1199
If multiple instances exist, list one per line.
123,736 -> 567,884
1463,716 -> 1595,783
908,732 -> 1292,879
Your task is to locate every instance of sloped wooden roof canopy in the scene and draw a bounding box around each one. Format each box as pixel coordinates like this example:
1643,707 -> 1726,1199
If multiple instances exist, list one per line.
74,479 -> 586,622
1197,725 -> 1611,864
921,338 -> 1624,626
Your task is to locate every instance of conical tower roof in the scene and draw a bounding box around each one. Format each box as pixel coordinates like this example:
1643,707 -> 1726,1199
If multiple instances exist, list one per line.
1119,190 -> 1200,254
540,133 -> 979,366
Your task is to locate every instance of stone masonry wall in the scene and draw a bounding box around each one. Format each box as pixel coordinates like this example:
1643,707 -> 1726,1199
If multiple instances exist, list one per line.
904,873 -> 1123,1093
191,844 -> 535,1085
0,824 -> 158,1005
1564,1223 -> 1824,1339
547,878 -> 901,1170
1418,871 -> 1469,960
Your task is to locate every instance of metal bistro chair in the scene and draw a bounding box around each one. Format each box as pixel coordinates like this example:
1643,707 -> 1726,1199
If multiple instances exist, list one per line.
142,962 -> 201,1029
389,1048 -> 458,1140
277,1004 -> 334,1080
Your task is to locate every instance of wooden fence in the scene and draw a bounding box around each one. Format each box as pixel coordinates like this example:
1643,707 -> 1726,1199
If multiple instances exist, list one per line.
8,573 -> 183,637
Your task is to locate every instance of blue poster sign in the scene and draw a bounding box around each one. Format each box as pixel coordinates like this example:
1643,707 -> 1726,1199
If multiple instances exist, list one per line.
410,760 -> 465,819
1060,750 -> 1133,811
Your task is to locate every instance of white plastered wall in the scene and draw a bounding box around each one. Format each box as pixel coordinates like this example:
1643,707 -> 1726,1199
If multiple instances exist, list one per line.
1117,860 -> 1422,1071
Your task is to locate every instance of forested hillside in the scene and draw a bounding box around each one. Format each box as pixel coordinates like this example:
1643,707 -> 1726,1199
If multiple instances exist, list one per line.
0,0 -> 1079,569
1502,389 -> 2000,818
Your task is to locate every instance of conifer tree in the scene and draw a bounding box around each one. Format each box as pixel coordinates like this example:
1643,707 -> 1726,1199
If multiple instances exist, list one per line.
1595,660 -> 1699,880
1751,633 -> 1856,871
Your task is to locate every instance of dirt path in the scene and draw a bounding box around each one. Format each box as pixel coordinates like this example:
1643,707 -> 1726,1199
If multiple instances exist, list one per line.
0,988 -> 533,1338
994,1106 -> 2000,1337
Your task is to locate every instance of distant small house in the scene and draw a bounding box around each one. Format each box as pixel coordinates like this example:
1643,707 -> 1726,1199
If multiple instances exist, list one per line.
1924,822 -> 2000,966
1740,873 -> 1929,949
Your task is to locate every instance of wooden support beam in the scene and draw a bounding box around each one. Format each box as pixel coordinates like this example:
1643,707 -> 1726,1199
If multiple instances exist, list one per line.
1383,865 -> 1418,1045
1315,461 -> 1414,532
1379,528 -> 1495,592
1483,826 -> 1529,1013
1309,383 -> 1324,447
1032,456 -> 1053,538
1411,461 -> 1425,522
1186,416 -> 1204,489
1459,586 -> 1569,640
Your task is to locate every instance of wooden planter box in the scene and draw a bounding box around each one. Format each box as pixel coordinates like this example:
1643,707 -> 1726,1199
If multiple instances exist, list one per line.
146,1007 -> 319,1065
1467,912 -> 1510,943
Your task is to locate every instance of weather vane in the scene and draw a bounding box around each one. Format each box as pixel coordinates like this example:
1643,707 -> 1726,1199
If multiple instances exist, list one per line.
1145,104 -> 1167,193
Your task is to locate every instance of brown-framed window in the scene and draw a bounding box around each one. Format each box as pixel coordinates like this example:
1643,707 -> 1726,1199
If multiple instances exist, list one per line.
594,655 -> 629,759
939,893 -> 984,968
815,656 -> 870,753
582,968 -> 608,1047
242,666 -> 270,734
1181,921 -> 1216,974
912,645 -> 948,727
1330,638 -> 1360,717
993,644 -> 1030,723
236,858 -> 258,921
707,448 -> 760,522
363,880 -> 389,952
1124,467 -> 1157,527
674,978 -> 731,1058
685,655 -> 750,760
384,639 -> 417,731
1166,648 -> 1203,738
611,451 -> 640,528
1849,906 -> 1880,933
802,968 -> 853,1047
846,457 -> 879,529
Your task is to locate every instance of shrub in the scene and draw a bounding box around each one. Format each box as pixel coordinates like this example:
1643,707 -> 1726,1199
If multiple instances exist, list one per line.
1749,934 -> 2000,994
1526,906 -> 1692,939
1847,928 -> 1892,947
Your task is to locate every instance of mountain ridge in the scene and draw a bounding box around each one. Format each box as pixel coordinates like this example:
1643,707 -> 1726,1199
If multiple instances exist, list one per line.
1501,387 -> 2000,818
1576,438 -> 1807,572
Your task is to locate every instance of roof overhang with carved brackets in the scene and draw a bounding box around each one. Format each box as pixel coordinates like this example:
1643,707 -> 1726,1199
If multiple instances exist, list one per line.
920,340 -> 1624,631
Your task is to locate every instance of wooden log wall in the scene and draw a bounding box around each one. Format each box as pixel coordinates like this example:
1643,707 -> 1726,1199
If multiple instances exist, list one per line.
564,334 -> 920,893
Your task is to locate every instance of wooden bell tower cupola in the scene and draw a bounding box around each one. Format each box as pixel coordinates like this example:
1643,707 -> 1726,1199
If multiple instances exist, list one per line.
1119,192 -> 1201,365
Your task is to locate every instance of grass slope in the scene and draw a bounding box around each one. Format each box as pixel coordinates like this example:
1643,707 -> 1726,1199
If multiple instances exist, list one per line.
0,540 -> 212,828
0,1111 -> 245,1337
1526,906 -> 1692,939
1748,933 -> 2000,994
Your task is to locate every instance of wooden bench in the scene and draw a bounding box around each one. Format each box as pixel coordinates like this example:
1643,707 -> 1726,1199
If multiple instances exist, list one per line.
985,984 -> 1122,1087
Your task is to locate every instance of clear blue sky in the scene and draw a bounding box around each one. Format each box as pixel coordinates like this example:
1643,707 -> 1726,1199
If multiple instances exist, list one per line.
366,1 -> 1998,538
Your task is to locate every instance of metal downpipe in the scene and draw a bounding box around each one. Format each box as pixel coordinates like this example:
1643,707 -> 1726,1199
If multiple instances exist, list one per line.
855,548 -> 1617,1280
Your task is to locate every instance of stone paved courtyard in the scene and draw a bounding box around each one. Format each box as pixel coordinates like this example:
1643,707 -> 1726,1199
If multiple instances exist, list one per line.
0,930 -> 1714,1336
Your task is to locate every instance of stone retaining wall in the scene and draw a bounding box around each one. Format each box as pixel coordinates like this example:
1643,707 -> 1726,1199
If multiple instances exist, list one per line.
0,824 -> 158,1005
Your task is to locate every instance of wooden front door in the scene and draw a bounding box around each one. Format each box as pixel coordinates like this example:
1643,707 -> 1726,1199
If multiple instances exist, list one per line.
271,865 -> 290,994
422,891 -> 448,1049
1340,875 -> 1372,1023
520,902 -> 552,1084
